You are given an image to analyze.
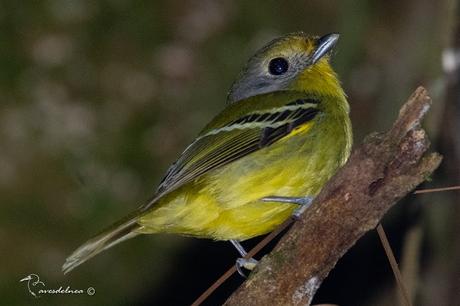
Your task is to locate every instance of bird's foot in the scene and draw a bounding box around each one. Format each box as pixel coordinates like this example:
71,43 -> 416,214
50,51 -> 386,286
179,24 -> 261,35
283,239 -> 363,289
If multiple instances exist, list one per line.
261,196 -> 314,218
236,257 -> 258,278
230,240 -> 258,278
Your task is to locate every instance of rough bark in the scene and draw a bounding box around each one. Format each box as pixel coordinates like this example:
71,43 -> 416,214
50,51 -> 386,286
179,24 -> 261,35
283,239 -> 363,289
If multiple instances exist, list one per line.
224,87 -> 442,306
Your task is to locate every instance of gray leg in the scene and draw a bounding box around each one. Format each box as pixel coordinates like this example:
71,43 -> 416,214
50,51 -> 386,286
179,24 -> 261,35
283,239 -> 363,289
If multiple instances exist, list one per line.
230,240 -> 258,277
230,239 -> 247,257
261,196 -> 314,218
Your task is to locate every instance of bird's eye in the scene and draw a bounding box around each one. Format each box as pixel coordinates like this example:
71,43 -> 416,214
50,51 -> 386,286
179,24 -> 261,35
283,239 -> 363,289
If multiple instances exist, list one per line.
268,57 -> 289,75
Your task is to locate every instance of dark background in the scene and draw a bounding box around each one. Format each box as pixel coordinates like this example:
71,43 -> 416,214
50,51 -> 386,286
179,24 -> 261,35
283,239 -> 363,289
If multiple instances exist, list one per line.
1,1 -> 459,305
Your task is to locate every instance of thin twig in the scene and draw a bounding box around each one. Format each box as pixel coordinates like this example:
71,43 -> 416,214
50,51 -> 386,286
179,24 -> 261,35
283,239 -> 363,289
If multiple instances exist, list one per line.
191,217 -> 295,306
376,224 -> 413,306
413,185 -> 460,194
191,265 -> 237,306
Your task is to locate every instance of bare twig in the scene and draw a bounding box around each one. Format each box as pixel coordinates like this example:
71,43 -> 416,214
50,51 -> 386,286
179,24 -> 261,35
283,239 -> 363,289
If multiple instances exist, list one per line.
376,224 -> 412,306
413,185 -> 460,194
224,87 -> 442,306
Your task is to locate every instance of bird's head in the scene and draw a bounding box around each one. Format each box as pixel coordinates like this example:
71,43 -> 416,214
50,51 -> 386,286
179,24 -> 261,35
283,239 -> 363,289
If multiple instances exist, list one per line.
227,32 -> 343,103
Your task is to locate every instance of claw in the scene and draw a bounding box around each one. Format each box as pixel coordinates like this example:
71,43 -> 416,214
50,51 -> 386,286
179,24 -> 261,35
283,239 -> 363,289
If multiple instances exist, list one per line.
236,257 -> 258,278
230,240 -> 258,277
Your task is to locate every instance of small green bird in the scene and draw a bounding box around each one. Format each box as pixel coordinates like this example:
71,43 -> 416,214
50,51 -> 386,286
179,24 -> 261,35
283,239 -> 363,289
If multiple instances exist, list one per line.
63,32 -> 352,274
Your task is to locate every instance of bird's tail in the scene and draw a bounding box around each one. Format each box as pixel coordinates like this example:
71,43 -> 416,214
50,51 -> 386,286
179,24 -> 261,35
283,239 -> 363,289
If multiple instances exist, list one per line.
62,212 -> 142,274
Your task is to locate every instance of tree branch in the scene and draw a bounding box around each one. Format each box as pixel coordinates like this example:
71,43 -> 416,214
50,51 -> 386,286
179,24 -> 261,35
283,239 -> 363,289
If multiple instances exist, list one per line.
224,87 -> 442,306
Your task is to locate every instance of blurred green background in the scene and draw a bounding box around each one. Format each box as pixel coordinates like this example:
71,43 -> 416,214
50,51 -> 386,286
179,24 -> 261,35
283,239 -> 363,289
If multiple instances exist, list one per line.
2,1 -> 459,305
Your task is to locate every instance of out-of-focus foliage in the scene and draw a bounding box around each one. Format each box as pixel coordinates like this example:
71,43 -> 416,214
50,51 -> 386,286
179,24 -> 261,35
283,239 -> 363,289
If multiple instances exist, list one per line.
1,0 -> 457,305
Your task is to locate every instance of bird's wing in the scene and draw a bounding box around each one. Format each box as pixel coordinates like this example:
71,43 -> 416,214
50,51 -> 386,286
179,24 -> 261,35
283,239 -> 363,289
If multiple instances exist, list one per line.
143,93 -> 321,210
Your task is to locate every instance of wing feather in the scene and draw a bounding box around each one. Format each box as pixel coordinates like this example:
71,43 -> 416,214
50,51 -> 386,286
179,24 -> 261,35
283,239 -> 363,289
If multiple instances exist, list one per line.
154,97 -> 320,198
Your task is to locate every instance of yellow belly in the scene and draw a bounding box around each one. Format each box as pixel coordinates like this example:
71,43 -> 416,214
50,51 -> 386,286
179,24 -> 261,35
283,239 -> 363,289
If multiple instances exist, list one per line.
138,121 -> 348,240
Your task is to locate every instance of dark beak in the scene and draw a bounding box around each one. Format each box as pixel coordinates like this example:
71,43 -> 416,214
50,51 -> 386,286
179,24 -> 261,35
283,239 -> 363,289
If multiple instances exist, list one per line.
310,33 -> 340,64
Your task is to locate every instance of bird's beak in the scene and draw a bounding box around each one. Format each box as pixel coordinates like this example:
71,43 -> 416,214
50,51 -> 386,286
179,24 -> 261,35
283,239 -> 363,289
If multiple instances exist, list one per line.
310,33 -> 340,64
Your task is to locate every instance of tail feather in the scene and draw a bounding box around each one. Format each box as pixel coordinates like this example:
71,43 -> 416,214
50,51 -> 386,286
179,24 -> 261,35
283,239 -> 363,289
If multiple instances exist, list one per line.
62,216 -> 141,274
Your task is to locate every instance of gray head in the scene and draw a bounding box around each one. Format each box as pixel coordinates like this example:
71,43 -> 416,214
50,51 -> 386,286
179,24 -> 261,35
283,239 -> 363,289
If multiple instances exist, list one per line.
227,32 -> 339,104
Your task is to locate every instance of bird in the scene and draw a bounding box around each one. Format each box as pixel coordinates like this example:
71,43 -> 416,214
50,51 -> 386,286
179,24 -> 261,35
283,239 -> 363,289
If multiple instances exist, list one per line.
63,32 -> 352,275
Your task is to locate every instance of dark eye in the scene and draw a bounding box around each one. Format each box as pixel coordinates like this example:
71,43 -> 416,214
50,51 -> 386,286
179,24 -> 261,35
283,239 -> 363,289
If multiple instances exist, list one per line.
268,57 -> 289,75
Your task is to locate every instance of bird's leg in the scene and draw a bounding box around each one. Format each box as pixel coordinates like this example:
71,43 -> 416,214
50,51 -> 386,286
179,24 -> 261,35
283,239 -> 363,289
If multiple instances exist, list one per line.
230,240 -> 258,277
230,197 -> 313,277
261,196 -> 314,218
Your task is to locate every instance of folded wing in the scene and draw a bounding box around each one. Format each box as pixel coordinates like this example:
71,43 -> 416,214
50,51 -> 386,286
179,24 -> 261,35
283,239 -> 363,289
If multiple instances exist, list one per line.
153,96 -> 320,202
